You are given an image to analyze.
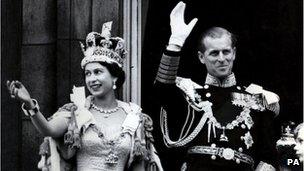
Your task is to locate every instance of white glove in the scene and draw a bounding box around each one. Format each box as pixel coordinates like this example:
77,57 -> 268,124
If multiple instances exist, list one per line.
168,1 -> 198,47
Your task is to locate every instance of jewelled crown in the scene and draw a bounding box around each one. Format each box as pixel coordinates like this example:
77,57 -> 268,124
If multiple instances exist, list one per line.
80,21 -> 127,68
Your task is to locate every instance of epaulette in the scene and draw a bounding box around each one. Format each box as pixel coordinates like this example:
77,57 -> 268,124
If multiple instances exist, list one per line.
175,77 -> 208,111
245,83 -> 280,116
175,77 -> 202,101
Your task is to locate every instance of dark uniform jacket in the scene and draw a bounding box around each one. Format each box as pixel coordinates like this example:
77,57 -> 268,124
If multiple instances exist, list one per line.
154,50 -> 279,171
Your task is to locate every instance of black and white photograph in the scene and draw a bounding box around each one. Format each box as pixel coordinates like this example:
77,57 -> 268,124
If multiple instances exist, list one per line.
1,0 -> 303,170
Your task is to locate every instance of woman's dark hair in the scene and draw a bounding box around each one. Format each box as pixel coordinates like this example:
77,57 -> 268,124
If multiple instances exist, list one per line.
99,62 -> 125,89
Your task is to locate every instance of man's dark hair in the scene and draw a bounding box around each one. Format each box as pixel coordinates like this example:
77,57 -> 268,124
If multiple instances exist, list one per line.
198,27 -> 237,53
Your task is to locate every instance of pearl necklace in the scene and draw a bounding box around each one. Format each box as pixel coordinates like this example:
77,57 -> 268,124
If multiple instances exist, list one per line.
90,102 -> 120,118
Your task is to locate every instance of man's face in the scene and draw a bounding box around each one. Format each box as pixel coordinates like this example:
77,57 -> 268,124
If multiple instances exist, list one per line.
199,34 -> 236,78
294,126 -> 304,162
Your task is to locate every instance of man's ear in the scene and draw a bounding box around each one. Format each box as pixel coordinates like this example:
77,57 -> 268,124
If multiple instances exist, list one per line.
198,51 -> 205,64
232,47 -> 236,60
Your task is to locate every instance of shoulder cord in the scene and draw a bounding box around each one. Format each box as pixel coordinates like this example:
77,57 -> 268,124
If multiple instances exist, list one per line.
160,104 -> 212,147
179,104 -> 195,140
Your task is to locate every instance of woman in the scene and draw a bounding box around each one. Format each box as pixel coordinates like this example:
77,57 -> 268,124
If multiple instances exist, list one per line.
294,123 -> 304,162
7,22 -> 162,171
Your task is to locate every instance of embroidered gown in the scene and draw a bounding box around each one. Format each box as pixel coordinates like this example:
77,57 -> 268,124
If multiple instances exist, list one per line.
40,96 -> 161,171
77,109 -> 132,171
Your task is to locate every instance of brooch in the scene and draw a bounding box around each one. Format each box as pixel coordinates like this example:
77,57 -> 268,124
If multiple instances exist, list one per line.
241,132 -> 254,149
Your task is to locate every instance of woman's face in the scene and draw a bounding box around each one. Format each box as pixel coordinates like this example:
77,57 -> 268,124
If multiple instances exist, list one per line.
294,126 -> 304,162
84,62 -> 117,97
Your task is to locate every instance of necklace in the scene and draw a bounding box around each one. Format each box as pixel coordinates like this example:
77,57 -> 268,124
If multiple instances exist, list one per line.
90,102 -> 120,118
207,107 -> 253,142
90,125 -> 126,166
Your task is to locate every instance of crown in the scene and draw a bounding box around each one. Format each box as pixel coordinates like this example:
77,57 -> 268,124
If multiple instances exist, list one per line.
80,21 -> 127,68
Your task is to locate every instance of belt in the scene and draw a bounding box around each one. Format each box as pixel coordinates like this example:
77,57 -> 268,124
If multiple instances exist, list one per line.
188,146 -> 254,166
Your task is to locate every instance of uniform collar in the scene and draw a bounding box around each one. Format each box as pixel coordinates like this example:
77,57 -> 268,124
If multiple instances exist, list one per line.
205,73 -> 236,88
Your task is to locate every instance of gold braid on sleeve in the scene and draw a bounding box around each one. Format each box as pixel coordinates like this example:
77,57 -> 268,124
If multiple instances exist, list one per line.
156,54 -> 180,84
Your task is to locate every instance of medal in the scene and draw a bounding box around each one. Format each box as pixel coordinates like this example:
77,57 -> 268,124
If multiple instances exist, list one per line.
207,106 -> 254,148
220,127 -> 229,142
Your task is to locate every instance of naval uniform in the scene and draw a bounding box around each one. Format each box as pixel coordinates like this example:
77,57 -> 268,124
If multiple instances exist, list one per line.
155,50 -> 279,171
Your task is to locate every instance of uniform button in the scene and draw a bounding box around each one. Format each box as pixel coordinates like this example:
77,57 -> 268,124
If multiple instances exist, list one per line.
241,124 -> 246,129
237,86 -> 241,90
236,159 -> 240,164
238,147 -> 243,152
206,93 -> 211,98
211,143 -> 216,148
211,155 -> 216,160
204,85 -> 209,89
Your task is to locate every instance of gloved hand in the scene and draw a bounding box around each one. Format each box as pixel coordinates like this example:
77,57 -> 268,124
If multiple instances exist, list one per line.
168,1 -> 198,47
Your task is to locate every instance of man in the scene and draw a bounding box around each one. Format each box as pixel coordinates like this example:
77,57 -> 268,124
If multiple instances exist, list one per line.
155,2 -> 280,171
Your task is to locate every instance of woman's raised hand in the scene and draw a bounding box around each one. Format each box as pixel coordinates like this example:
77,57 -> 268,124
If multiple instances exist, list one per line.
168,1 -> 198,47
7,80 -> 32,104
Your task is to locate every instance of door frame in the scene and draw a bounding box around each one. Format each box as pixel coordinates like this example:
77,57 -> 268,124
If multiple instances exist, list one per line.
122,0 -> 142,105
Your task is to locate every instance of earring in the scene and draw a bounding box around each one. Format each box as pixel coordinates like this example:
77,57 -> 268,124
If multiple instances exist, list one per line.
113,81 -> 117,90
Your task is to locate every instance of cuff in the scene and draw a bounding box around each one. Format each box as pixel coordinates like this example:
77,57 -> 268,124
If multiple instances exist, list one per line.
155,53 -> 180,84
168,36 -> 185,47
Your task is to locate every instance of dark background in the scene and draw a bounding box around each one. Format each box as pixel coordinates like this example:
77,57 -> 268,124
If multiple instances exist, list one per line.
142,0 -> 303,151
1,0 -> 303,170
